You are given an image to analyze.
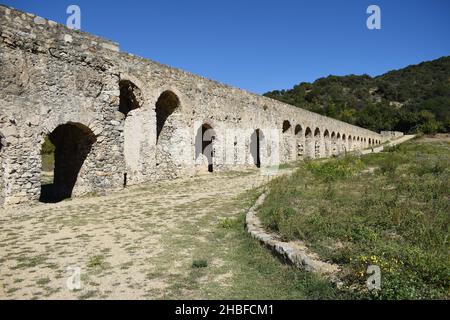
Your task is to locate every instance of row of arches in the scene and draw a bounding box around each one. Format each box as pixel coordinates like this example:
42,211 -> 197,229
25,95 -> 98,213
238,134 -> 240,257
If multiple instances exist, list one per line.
18,78 -> 381,205
281,120 -> 381,160
38,82 -> 184,203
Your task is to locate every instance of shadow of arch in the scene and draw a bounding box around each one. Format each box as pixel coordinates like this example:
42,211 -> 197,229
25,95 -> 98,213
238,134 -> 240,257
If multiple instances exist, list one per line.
119,80 -> 143,116
156,90 -> 180,143
40,122 -> 96,203
314,128 -> 321,137
282,120 -> 292,133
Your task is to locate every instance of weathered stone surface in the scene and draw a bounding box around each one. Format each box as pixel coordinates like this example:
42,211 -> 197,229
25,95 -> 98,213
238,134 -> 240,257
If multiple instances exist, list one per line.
0,5 -> 385,208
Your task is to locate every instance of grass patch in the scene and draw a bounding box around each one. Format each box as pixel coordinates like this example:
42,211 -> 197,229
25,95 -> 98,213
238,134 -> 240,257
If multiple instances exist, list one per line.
192,259 -> 208,269
36,277 -> 51,286
259,140 -> 450,299
87,255 -> 107,269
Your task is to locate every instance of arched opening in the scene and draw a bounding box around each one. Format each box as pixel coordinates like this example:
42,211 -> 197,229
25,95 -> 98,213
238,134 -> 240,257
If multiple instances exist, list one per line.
305,127 -> 313,159
314,128 -> 321,158
295,125 -> 304,159
324,130 -> 331,157
120,80 -> 144,184
331,132 -> 337,155
195,123 -> 216,173
282,120 -> 292,133
250,129 -> 264,168
40,123 -> 96,203
348,135 -> 352,151
155,90 -> 180,143
282,120 -> 293,161
342,134 -> 347,153
119,80 -> 142,116
369,138 -> 372,146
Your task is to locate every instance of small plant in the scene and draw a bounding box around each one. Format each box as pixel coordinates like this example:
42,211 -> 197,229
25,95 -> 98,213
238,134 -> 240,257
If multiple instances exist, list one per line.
87,255 -> 106,269
192,259 -> 208,269
219,218 -> 236,229
36,277 -> 51,286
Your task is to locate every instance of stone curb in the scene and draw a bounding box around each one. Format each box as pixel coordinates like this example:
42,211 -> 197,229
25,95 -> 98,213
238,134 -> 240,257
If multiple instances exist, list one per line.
245,193 -> 342,285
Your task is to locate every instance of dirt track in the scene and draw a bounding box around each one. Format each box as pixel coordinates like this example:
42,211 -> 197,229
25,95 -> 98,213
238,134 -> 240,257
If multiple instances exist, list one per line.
0,169 -> 274,299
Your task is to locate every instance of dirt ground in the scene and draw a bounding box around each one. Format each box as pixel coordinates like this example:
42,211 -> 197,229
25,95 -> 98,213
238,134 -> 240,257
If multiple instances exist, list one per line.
0,169 -> 278,300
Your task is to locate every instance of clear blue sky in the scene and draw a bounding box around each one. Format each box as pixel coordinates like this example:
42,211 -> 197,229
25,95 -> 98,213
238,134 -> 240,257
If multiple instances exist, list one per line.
3,0 -> 450,94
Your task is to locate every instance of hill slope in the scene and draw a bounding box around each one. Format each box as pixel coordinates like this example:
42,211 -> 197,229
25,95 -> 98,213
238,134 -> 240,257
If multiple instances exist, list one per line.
264,56 -> 450,133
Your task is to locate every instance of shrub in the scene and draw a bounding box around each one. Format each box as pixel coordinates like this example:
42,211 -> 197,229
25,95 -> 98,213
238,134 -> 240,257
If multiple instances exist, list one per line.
192,259 -> 208,269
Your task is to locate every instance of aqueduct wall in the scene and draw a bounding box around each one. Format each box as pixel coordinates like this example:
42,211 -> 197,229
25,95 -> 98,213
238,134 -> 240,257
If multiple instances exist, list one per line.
0,6 -> 383,207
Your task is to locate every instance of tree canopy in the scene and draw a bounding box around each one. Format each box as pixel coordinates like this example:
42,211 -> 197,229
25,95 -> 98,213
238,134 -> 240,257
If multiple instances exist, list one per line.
264,56 -> 450,134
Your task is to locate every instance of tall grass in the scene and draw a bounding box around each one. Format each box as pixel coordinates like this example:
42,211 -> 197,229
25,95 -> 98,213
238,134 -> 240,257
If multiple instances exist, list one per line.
259,140 -> 450,299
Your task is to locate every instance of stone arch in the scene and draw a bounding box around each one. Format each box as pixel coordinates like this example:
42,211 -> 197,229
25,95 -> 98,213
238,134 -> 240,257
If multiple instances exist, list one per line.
314,128 -> 321,158
155,90 -> 180,143
250,129 -> 265,168
294,125 -> 304,159
282,120 -> 293,162
304,127 -> 314,159
324,129 -> 331,157
195,123 -> 216,173
40,122 -> 97,203
348,135 -> 352,151
282,120 -> 292,134
369,138 -> 372,146
118,79 -> 147,184
331,132 -> 337,155
336,133 -> 342,154
342,134 -> 347,153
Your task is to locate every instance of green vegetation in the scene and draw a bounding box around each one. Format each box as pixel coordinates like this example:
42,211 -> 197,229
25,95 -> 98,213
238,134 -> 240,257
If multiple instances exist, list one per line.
264,56 -> 450,134
192,259 -> 208,269
87,255 -> 107,269
259,139 -> 450,299
41,137 -> 55,172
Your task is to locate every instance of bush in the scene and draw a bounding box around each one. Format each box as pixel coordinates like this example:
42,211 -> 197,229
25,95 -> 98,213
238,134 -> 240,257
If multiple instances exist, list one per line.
192,259 -> 208,269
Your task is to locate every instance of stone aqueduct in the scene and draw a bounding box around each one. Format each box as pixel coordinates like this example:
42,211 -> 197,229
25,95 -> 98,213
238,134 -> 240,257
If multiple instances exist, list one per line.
0,6 -> 383,207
